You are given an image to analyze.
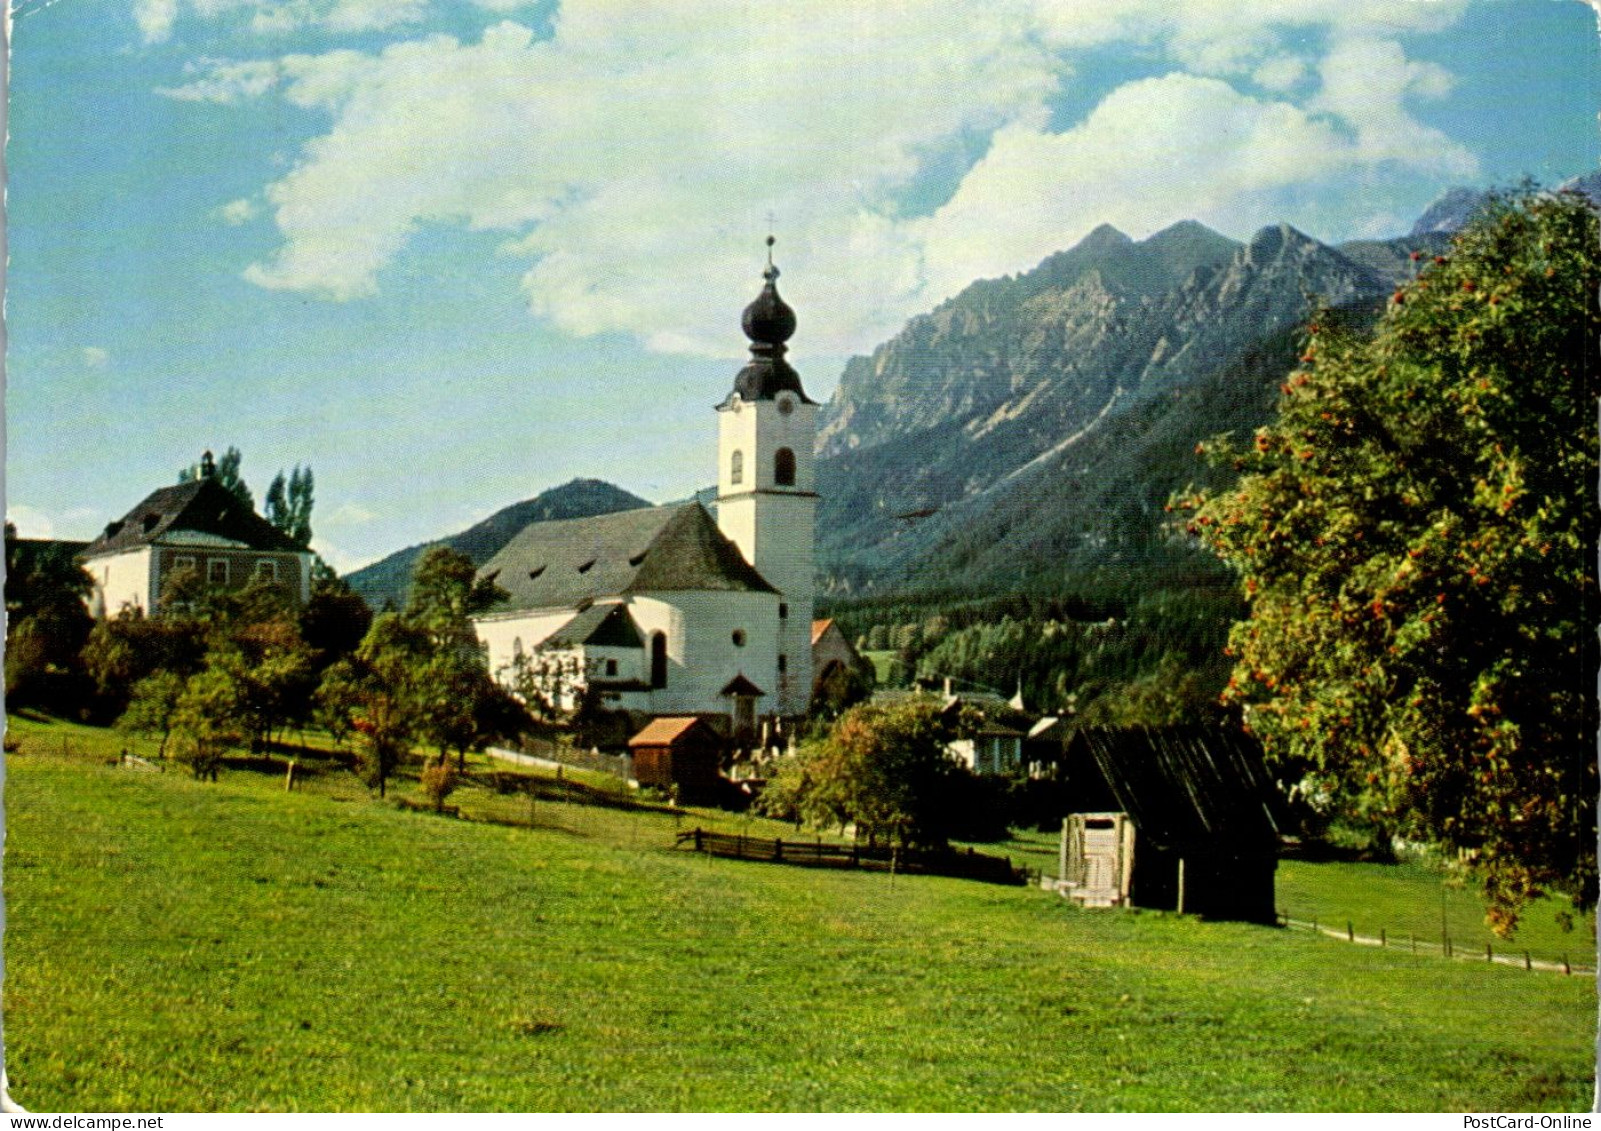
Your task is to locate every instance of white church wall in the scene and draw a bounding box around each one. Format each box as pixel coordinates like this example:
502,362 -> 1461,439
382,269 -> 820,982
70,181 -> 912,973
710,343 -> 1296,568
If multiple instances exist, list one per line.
627,590 -> 783,717
475,608 -> 580,684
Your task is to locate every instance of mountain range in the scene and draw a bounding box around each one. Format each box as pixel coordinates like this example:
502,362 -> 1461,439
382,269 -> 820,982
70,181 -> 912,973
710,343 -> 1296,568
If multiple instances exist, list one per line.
812,218 -> 1444,603
347,177 -> 1596,621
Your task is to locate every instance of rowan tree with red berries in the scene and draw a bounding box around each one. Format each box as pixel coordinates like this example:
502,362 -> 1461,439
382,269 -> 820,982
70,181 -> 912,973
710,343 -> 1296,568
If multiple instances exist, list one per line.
1176,189 -> 1599,931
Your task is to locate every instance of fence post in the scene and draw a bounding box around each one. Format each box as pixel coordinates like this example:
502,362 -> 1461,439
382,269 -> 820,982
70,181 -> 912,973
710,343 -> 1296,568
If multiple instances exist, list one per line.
284,760 -> 297,792
1347,921 -> 1354,943
694,828 -> 703,852
1524,951 -> 1532,971
1443,931 -> 1451,958
1379,928 -> 1386,948
775,838 -> 783,862
1486,942 -> 1492,964
1563,953 -> 1570,975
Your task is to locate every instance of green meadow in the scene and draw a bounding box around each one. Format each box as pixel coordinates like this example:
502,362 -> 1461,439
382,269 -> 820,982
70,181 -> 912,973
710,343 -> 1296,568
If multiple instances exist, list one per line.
5,714 -> 1594,1112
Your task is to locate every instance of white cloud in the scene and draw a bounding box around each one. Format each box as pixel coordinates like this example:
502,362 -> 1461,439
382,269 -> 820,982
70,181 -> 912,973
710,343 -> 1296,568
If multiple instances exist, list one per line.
158,58 -> 281,103
81,346 -> 111,369
7,505 -> 56,540
908,68 -> 1477,297
325,502 -> 378,525
140,0 -> 427,43
135,0 -> 180,43
183,0 -> 1480,357
216,198 -> 259,224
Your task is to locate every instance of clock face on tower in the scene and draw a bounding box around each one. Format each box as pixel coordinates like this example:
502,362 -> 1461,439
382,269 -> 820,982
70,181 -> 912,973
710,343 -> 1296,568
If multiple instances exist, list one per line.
776,393 -> 795,415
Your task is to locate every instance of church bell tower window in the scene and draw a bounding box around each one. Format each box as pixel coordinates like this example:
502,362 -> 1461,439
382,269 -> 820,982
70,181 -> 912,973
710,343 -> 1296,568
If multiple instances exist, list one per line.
730,449 -> 743,486
774,447 -> 796,487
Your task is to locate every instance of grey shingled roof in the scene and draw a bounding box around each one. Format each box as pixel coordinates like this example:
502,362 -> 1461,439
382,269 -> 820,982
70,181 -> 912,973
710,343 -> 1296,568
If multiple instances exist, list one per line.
543,603 -> 645,649
82,478 -> 305,557
479,502 -> 776,615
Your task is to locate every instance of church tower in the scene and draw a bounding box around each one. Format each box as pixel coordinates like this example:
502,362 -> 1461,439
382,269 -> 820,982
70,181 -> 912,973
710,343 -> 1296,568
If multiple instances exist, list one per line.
717,238 -> 817,717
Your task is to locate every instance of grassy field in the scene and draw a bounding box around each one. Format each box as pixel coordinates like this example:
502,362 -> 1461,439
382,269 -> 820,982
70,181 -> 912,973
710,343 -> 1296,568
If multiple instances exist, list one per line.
1276,859 -> 1594,967
5,714 -> 1595,1112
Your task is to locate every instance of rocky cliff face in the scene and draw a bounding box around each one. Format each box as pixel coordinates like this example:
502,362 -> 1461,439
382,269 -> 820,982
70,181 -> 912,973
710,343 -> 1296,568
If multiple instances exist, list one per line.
813,220 -> 1401,588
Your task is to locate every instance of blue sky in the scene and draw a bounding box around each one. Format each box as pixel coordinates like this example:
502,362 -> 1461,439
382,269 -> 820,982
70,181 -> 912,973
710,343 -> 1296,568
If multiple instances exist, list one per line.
5,0 -> 1597,573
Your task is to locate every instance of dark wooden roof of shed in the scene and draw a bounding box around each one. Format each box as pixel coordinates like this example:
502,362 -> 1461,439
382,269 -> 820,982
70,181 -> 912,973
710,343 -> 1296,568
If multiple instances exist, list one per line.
479,502 -> 776,614
1070,726 -> 1287,856
82,478 -> 305,557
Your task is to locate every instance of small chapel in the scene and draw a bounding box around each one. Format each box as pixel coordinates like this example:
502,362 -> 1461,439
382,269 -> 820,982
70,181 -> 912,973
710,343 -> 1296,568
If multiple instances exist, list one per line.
472,242 -> 817,736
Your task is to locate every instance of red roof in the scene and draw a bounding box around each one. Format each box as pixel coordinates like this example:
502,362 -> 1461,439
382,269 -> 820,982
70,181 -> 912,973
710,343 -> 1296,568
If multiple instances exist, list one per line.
628,717 -> 710,747
811,618 -> 833,646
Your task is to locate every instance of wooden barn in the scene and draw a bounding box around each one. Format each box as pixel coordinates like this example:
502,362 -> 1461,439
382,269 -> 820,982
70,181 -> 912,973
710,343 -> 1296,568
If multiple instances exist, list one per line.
1055,726 -> 1288,923
628,716 -> 725,801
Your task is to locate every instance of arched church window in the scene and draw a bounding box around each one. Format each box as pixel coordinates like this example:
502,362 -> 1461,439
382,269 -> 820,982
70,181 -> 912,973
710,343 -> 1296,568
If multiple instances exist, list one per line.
775,447 -> 796,486
730,450 -> 744,485
650,632 -> 668,689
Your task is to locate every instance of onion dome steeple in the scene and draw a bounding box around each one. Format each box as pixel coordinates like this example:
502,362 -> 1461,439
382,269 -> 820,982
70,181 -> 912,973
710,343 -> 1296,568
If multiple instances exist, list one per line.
728,236 -> 814,405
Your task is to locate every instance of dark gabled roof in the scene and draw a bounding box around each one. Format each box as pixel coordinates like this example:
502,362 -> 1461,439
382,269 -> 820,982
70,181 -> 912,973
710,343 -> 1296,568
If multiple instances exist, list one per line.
543,602 -> 644,649
720,673 -> 766,697
81,478 -> 304,558
1070,726 -> 1287,856
479,502 -> 776,614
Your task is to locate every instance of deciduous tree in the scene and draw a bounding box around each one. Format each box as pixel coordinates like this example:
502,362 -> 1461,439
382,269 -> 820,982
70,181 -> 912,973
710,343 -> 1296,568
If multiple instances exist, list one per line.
761,697 -> 970,850
1178,189 -> 1599,929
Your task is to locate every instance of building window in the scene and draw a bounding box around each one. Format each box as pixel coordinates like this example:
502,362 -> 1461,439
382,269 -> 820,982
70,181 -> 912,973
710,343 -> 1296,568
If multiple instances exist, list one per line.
254,560 -> 279,583
777,655 -> 787,674
731,629 -> 747,648
778,602 -> 788,620
605,659 -> 618,677
207,559 -> 229,585
172,555 -> 196,574
730,449 -> 744,485
774,448 -> 796,486
650,632 -> 668,689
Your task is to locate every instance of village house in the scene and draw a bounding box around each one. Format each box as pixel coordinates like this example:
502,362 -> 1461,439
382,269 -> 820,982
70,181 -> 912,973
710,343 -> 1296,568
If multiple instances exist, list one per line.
77,451 -> 314,617
810,617 -> 866,696
473,243 -> 817,732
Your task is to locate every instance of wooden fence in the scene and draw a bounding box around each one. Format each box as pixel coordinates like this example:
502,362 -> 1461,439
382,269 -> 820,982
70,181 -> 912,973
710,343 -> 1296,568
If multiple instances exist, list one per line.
1277,914 -> 1595,975
674,828 -> 1025,885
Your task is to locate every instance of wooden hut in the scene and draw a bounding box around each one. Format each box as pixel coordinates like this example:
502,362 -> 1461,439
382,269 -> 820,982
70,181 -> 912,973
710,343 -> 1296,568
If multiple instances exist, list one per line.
628,717 -> 724,800
1055,726 -> 1287,923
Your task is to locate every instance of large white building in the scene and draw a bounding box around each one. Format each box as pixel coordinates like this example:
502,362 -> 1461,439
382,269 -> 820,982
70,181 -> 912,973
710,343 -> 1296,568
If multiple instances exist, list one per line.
473,245 -> 818,731
78,453 -> 314,618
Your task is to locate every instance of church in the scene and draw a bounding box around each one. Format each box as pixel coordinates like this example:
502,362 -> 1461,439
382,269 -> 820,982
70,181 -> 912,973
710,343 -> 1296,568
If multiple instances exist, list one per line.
472,242 -> 817,733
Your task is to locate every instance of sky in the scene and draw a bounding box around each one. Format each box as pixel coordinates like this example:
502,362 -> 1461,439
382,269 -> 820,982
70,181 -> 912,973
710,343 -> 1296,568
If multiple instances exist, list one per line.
5,0 -> 1598,574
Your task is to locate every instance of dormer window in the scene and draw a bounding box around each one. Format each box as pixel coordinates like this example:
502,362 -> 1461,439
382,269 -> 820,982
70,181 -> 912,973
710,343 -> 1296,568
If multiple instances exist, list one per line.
142,514 -> 160,533
629,550 -> 648,567
528,566 -> 546,580
577,559 -> 595,574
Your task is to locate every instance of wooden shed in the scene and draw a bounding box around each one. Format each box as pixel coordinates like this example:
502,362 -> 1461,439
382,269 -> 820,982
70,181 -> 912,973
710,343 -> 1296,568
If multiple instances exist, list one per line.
628,717 -> 724,801
1055,726 -> 1288,923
